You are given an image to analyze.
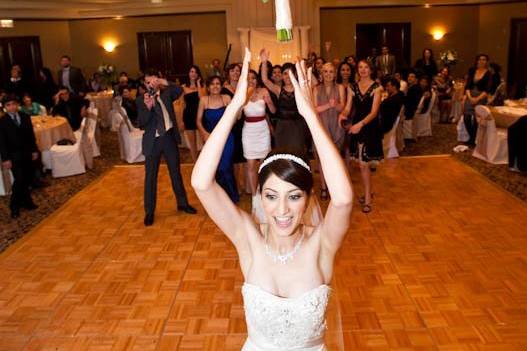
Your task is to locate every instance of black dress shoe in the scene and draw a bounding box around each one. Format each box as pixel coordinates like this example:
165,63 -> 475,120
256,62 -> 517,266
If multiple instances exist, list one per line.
144,213 -> 154,226
11,209 -> 20,219
23,202 -> 38,210
177,205 -> 197,214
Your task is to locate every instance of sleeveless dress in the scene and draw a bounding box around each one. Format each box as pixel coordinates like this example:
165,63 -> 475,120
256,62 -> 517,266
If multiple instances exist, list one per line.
203,104 -> 240,203
183,91 -> 199,130
316,84 -> 345,152
242,283 -> 331,351
349,82 -> 384,163
221,86 -> 246,164
242,99 -> 271,160
274,88 -> 309,154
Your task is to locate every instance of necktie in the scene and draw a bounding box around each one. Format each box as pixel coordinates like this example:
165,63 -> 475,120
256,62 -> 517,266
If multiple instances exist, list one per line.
10,113 -> 21,126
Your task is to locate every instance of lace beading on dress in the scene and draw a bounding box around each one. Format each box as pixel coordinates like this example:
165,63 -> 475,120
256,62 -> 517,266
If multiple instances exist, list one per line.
241,283 -> 331,351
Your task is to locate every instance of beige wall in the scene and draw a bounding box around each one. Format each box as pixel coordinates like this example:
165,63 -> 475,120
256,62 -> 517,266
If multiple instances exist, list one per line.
478,2 -> 527,78
69,12 -> 227,78
0,20 -> 71,74
320,6 -> 480,76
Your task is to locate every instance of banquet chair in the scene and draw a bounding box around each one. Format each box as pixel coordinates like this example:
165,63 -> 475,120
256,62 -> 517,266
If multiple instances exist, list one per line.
50,118 -> 86,178
414,91 -> 437,137
0,156 -> 14,196
457,114 -> 470,142
116,115 -> 144,163
472,105 -> 508,164
383,106 -> 405,159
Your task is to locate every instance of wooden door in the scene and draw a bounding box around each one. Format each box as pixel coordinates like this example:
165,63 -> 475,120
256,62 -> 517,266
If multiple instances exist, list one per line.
356,23 -> 411,70
0,36 -> 42,85
508,18 -> 527,98
137,31 -> 193,83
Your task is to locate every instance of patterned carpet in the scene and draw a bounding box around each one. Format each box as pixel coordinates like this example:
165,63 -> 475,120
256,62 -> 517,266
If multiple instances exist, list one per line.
1,123 -> 525,252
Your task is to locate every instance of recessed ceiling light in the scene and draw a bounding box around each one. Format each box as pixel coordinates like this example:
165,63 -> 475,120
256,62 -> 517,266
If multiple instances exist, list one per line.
114,16 -> 124,20
151,0 -> 163,3
0,19 -> 14,28
424,3 -> 431,8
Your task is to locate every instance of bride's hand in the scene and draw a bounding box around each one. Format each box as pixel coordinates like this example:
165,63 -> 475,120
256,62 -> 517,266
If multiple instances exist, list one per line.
230,47 -> 251,109
288,60 -> 316,118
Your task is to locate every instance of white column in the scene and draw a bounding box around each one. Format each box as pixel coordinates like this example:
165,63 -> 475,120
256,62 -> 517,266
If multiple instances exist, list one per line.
298,26 -> 311,59
237,27 -> 251,61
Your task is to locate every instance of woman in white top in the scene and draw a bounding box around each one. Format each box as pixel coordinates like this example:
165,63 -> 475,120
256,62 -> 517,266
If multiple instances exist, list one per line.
243,69 -> 276,204
191,49 -> 353,350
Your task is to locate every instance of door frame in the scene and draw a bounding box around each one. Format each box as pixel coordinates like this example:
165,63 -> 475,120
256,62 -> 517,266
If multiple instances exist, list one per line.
507,17 -> 527,98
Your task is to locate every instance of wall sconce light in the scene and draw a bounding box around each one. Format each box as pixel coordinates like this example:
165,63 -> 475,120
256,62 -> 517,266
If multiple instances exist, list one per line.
0,19 -> 14,28
432,29 -> 445,41
103,40 -> 117,53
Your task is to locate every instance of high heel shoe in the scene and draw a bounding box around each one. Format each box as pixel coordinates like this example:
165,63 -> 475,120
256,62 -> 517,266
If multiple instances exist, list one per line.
358,193 -> 374,205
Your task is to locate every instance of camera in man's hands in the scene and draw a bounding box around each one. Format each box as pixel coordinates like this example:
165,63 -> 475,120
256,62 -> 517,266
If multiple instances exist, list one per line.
147,86 -> 156,96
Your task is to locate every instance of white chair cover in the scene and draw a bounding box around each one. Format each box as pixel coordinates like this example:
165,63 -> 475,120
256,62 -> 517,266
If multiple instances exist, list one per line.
457,114 -> 470,142
472,105 -> 508,164
50,119 -> 86,178
116,115 -> 145,164
450,100 -> 463,123
414,92 -> 437,137
383,107 -> 404,159
0,156 -> 14,197
85,117 -> 100,157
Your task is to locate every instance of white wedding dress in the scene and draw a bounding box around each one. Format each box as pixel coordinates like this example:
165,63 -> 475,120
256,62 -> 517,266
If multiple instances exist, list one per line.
241,283 -> 331,350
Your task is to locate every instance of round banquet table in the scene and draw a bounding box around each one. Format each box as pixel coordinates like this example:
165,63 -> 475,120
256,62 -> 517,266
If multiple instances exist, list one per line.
87,92 -> 113,128
31,116 -> 76,151
490,106 -> 527,129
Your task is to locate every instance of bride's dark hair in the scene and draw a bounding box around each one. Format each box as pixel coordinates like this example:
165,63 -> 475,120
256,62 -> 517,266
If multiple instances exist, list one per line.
258,149 -> 313,194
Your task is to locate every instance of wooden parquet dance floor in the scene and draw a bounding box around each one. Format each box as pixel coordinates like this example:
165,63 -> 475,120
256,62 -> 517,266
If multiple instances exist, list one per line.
1,156 -> 526,350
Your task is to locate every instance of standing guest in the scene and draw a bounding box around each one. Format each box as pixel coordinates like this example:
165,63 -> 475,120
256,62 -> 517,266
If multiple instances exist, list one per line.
242,70 -> 276,206
222,63 -> 247,192
403,71 -> 422,127
380,78 -> 404,134
463,54 -> 492,145
337,62 -> 354,90
34,68 -> 57,110
207,58 -> 223,79
271,65 -> 283,87
433,66 -> 453,122
376,46 -> 396,78
89,72 -> 106,92
346,60 -> 383,213
51,87 -> 84,131
20,94 -> 44,116
119,86 -> 138,126
508,115 -> 527,173
57,55 -> 87,96
137,69 -> 197,226
367,48 -> 379,68
4,65 -> 30,98
415,48 -> 438,80
181,65 -> 205,162
260,49 -> 310,154
314,63 -> 346,200
0,94 -> 39,219
345,55 -> 357,70
313,57 -> 325,85
197,76 -> 239,203
394,71 -> 408,95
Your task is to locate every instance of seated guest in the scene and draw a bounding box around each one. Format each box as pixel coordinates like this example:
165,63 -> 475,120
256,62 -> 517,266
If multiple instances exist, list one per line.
508,115 -> 527,173
433,66 -> 453,122
34,67 -> 57,110
20,94 -> 44,116
403,71 -> 422,122
119,86 -> 138,126
4,65 -> 30,98
51,87 -> 84,131
0,94 -> 39,219
416,76 -> 433,114
380,78 -> 405,134
394,72 -> 408,95
488,63 -> 506,106
89,72 -> 106,92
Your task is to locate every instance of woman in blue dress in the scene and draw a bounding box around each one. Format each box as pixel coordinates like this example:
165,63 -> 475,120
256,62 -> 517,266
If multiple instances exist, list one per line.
197,75 -> 239,203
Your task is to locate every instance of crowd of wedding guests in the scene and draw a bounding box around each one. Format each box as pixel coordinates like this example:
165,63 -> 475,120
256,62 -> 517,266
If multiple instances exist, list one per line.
1,45 -> 525,221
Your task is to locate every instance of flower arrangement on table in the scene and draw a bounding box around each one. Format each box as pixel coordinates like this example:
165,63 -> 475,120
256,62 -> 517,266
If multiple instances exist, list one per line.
439,50 -> 458,67
261,0 -> 293,42
97,64 -> 117,88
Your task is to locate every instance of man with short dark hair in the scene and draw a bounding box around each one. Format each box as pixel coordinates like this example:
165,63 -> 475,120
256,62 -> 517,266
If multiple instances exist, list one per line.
377,46 -> 397,77
380,78 -> 404,134
0,94 -> 39,218
4,65 -> 30,98
57,55 -> 87,96
208,58 -> 223,78
137,69 -> 196,226
51,87 -> 85,131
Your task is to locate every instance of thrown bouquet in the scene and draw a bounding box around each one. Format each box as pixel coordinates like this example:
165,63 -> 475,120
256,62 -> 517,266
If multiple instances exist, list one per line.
262,0 -> 293,42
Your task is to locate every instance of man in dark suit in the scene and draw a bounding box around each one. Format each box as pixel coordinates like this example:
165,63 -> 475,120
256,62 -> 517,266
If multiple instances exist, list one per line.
57,55 -> 86,96
376,46 -> 397,78
380,78 -> 405,134
137,69 -> 196,226
0,94 -> 39,218
51,87 -> 84,131
4,65 -> 30,99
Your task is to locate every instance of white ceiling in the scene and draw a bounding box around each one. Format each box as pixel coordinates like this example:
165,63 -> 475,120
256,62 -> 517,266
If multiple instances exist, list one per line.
0,0 -> 518,19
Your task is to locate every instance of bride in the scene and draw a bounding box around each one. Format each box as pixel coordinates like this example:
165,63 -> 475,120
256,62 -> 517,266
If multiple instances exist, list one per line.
191,48 -> 353,351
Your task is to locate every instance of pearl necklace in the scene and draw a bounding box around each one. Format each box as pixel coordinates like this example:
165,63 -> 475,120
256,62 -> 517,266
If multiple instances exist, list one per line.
264,227 -> 305,265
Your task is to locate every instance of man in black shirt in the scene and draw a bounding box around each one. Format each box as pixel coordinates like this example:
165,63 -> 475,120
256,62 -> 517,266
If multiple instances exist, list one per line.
51,87 -> 85,131
0,94 -> 39,218
380,78 -> 404,134
404,71 -> 422,122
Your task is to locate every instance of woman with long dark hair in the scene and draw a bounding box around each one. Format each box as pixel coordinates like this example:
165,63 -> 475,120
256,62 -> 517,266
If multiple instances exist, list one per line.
433,66 -> 453,122
463,54 -> 492,145
181,65 -> 204,161
191,49 -> 352,351
415,48 -> 438,79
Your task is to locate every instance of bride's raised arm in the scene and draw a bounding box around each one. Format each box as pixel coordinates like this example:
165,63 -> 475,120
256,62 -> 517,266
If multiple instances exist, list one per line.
289,61 -> 353,253
191,48 -> 253,248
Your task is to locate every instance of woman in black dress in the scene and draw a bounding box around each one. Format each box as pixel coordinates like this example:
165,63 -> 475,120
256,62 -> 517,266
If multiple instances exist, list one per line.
346,60 -> 383,213
182,65 -> 204,161
415,48 -> 438,79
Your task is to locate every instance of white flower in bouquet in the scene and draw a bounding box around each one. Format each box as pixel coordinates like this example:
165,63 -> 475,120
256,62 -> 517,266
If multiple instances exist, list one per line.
261,0 -> 293,42
108,65 -> 114,73
98,65 -> 104,73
